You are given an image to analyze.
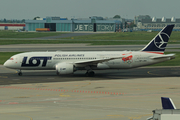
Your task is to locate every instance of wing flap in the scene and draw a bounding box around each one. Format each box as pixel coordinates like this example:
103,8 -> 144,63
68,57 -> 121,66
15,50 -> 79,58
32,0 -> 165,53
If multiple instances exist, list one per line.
75,56 -> 122,65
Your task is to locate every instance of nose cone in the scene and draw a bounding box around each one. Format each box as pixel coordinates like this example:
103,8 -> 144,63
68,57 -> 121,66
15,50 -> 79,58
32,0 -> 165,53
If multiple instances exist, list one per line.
4,60 -> 9,67
3,60 -> 13,68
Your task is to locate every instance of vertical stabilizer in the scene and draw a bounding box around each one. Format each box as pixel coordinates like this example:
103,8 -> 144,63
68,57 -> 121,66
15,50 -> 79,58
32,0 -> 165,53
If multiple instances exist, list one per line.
161,97 -> 176,109
141,25 -> 174,54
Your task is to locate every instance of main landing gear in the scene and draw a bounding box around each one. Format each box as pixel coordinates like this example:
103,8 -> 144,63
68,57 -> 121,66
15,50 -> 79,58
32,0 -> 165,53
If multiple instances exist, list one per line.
17,70 -> 22,76
85,70 -> 95,77
85,66 -> 95,77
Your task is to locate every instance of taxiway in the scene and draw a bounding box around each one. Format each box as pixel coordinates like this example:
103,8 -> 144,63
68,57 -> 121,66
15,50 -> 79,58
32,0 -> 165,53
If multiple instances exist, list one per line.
0,65 -> 180,120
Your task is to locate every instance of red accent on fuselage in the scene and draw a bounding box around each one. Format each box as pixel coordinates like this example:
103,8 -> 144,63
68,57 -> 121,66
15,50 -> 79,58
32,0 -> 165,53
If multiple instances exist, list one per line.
122,55 -> 133,61
142,51 -> 164,54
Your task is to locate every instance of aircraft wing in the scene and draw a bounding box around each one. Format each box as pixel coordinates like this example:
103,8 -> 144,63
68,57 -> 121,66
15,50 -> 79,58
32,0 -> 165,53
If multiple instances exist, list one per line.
150,54 -> 175,60
74,56 -> 123,65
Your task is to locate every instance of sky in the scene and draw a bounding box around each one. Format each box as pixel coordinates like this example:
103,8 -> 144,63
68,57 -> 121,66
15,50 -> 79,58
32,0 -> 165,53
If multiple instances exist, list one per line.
0,0 -> 180,20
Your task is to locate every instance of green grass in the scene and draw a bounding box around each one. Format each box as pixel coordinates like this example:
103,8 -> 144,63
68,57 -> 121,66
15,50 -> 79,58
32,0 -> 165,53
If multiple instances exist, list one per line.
0,39 -> 151,45
1,31 -> 180,41
0,39 -> 179,45
0,31 -> 180,45
0,30 -> 66,38
0,52 -> 179,66
0,52 -> 22,65
64,31 -> 180,41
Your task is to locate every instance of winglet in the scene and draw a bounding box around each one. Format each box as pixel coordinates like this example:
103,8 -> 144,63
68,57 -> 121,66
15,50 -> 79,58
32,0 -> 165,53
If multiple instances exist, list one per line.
161,97 -> 176,109
141,25 -> 174,54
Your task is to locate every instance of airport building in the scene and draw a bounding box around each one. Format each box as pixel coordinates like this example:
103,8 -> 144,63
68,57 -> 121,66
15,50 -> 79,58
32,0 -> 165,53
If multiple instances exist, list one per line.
136,16 -> 180,31
0,23 -> 25,30
25,16 -> 122,32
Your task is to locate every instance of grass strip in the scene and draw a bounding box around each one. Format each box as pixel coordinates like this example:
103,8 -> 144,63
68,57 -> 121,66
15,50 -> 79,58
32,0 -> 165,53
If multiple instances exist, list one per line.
0,31 -> 65,38
64,31 -> 180,41
0,39 -> 179,45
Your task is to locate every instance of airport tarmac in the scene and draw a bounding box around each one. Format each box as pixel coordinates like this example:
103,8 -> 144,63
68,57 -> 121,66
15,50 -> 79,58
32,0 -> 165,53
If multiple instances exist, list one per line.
0,65 -> 180,120
0,43 -> 180,120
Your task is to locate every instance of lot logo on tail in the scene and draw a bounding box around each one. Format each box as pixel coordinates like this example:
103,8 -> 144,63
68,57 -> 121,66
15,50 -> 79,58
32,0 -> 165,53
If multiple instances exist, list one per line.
141,25 -> 174,52
154,32 -> 169,49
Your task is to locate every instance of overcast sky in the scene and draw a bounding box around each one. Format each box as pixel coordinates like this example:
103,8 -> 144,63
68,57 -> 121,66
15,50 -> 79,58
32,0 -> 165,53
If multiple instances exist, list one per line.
0,0 -> 180,20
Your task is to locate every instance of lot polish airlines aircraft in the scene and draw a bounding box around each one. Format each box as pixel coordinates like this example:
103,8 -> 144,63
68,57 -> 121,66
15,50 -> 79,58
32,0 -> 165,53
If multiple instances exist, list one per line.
4,25 -> 175,76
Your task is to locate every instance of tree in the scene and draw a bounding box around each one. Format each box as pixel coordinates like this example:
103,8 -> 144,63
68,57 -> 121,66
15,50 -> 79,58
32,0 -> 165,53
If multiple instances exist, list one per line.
3,18 -> 7,23
113,15 -> 121,19
33,16 -> 40,20
21,19 -> 25,23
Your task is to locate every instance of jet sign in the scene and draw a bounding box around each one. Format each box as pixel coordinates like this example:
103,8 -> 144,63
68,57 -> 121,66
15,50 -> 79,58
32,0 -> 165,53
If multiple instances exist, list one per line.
75,24 -> 93,31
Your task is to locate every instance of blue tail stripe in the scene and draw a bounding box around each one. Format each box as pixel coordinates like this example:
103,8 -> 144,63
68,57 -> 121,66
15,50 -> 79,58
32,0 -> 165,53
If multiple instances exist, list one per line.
161,97 -> 176,109
141,25 -> 174,52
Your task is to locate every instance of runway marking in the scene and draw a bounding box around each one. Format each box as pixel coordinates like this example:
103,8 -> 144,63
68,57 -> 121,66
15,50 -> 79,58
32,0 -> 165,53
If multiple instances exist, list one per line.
128,114 -> 153,120
8,102 -> 19,104
0,86 -> 126,95
59,93 -> 70,97
0,76 -> 8,78
147,70 -> 164,76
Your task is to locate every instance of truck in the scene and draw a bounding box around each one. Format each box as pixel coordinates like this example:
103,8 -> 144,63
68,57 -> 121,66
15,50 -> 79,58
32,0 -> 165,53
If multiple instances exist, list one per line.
147,109 -> 180,120
147,97 -> 180,120
36,28 -> 50,32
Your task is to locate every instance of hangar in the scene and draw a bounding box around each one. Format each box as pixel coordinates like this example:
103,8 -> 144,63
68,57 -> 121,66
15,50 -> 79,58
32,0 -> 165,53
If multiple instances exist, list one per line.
0,23 -> 25,30
25,16 -> 122,32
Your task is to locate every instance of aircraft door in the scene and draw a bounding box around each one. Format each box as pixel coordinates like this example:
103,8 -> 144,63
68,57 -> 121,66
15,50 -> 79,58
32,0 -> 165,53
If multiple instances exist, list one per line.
47,57 -> 53,68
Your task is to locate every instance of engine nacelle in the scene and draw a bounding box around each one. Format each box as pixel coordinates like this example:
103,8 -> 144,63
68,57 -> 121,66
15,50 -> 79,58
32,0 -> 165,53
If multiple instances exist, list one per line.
56,62 -> 74,75
97,63 -> 109,69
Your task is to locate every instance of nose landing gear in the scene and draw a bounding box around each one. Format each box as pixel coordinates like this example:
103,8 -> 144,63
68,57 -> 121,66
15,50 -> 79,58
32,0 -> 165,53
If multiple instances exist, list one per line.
17,70 -> 22,76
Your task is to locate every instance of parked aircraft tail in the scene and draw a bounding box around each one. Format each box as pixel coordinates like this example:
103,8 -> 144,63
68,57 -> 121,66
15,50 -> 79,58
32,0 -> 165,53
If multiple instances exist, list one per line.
141,25 -> 174,54
161,97 -> 176,109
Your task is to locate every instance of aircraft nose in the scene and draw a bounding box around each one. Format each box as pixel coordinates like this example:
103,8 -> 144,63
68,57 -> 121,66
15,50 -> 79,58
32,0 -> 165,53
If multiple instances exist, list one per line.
3,60 -> 9,67
3,60 -> 12,68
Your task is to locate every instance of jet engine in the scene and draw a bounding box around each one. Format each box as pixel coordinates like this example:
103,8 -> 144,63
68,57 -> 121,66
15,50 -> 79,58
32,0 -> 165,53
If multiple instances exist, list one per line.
56,62 -> 74,75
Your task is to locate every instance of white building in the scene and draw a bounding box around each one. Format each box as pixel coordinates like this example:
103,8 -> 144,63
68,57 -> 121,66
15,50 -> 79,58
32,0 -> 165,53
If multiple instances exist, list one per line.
136,17 -> 180,31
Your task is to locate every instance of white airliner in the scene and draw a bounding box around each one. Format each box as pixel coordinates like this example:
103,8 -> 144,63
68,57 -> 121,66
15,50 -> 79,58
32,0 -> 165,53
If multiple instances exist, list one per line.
4,25 -> 175,76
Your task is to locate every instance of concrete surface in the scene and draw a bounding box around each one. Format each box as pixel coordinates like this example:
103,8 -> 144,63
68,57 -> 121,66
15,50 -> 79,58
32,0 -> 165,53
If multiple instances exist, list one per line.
0,65 -> 180,120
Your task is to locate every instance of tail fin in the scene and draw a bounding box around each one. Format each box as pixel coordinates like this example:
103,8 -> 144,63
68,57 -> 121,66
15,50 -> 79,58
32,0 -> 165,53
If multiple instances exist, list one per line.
141,25 -> 174,54
161,97 -> 176,109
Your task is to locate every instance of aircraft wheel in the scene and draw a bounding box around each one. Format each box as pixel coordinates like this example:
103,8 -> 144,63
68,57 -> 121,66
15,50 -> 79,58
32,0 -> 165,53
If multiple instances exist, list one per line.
85,71 -> 88,76
56,71 -> 59,75
18,72 -> 22,76
88,71 -> 95,77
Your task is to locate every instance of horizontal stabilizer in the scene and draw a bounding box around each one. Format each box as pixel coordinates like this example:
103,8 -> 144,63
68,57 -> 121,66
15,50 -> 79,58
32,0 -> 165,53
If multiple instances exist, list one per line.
150,54 -> 175,60
161,97 -> 176,109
